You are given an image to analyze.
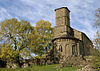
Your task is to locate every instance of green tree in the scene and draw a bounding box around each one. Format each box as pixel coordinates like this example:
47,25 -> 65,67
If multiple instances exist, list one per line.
0,18 -> 37,65
0,44 -> 19,61
35,20 -> 54,56
0,19 -> 54,66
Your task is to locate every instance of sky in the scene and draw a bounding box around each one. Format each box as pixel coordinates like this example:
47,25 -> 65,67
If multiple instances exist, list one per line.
0,0 -> 100,39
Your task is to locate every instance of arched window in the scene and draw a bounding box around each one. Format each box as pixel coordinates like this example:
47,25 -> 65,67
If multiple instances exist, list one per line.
72,45 -> 75,55
59,45 -> 62,52
65,44 -> 68,54
61,46 -> 62,52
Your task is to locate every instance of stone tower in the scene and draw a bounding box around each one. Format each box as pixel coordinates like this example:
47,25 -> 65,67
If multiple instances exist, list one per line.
54,7 -> 73,38
55,7 -> 70,26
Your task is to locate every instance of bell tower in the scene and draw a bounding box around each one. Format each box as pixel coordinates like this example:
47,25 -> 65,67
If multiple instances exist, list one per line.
54,7 -> 70,38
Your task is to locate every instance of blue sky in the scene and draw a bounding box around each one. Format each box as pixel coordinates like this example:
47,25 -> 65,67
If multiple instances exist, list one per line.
0,0 -> 100,39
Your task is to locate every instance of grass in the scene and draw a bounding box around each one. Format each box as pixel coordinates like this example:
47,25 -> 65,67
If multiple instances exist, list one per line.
91,56 -> 100,71
0,64 -> 81,71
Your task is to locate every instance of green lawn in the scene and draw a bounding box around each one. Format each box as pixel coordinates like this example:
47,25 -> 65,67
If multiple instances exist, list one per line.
0,64 -> 81,71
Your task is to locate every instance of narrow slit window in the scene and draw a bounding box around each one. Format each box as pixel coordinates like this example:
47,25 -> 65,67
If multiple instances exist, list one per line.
60,45 -> 62,52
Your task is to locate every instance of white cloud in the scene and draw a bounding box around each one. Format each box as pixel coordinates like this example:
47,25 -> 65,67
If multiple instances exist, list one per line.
0,7 -> 12,22
0,0 -> 100,38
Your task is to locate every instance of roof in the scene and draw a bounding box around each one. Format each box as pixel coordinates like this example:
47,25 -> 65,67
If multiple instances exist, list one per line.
55,7 -> 70,12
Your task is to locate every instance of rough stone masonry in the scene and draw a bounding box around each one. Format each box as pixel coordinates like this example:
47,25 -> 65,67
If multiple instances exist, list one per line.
52,7 -> 93,62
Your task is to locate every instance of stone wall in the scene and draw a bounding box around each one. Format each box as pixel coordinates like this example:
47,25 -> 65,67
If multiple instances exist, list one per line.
73,29 -> 82,40
6,61 -> 19,68
54,25 -> 67,38
55,7 -> 70,26
82,33 -> 93,56
54,7 -> 70,38
60,55 -> 87,67
53,38 -> 81,62
73,29 -> 93,56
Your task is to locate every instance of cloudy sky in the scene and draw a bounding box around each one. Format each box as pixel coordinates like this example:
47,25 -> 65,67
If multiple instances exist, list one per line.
0,0 -> 100,39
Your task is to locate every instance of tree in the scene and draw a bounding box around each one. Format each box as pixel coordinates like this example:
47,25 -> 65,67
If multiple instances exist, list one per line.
94,8 -> 100,51
35,20 -> 54,56
0,18 -> 54,66
0,18 -> 37,65
0,44 -> 19,61
95,8 -> 100,27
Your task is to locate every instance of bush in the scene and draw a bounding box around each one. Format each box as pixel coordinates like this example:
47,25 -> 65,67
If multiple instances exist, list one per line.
93,48 -> 100,56
91,56 -> 100,70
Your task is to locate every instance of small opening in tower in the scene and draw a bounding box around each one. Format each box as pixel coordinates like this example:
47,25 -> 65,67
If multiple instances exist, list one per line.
59,45 -> 63,52
72,45 -> 75,55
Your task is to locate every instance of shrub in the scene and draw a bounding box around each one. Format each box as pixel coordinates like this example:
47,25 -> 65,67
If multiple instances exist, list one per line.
91,56 -> 100,70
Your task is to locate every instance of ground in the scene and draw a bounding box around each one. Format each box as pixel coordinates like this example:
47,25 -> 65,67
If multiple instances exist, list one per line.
0,64 -> 81,71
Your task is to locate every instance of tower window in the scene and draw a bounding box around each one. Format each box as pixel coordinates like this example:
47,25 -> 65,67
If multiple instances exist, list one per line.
72,45 -> 75,55
59,45 -> 62,52
61,47 -> 62,52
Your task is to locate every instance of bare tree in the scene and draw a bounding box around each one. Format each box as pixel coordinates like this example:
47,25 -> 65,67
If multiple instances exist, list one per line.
94,8 -> 100,51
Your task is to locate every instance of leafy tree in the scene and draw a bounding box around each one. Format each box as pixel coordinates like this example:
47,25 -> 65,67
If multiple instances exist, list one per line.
94,8 -> 100,51
0,18 -> 37,64
0,44 -> 19,61
35,20 -> 54,56
0,18 -> 54,66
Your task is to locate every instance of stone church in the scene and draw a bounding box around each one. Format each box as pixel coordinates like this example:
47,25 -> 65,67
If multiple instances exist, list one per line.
52,7 -> 93,60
